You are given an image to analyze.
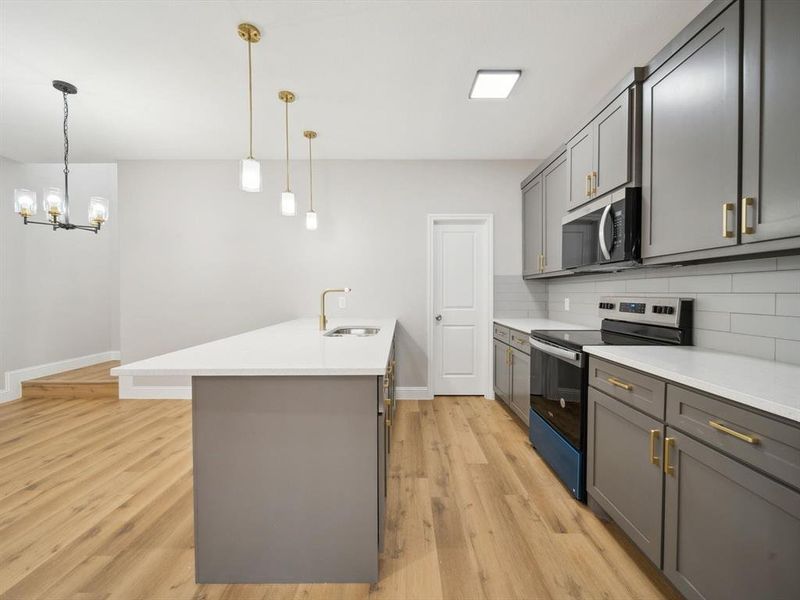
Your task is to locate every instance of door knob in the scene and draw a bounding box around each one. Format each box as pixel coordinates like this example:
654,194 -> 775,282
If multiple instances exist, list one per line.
435,314 -> 442,321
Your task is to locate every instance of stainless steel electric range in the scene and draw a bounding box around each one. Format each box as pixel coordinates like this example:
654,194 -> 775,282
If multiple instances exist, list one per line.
527,296 -> 693,501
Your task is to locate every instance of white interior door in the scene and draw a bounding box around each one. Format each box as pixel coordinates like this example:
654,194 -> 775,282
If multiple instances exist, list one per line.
432,219 -> 488,395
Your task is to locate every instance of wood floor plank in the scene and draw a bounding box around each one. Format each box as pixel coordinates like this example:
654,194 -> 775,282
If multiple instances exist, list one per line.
0,394 -> 679,600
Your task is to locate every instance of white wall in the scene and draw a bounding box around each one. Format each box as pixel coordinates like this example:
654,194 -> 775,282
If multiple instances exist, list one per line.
0,158 -> 119,400
118,159 -> 536,390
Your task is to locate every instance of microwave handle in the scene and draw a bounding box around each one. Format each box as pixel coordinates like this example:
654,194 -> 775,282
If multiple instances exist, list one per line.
529,338 -> 583,366
598,204 -> 612,261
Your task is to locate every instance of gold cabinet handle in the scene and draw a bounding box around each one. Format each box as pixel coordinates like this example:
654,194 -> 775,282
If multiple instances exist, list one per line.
386,417 -> 391,428
649,429 -> 660,466
607,376 -> 633,391
722,202 -> 735,238
506,346 -> 511,366
709,420 -> 759,445
385,397 -> 392,408
383,378 -> 389,389
591,171 -> 597,196
741,197 -> 755,234
663,437 -> 675,476
585,173 -> 592,198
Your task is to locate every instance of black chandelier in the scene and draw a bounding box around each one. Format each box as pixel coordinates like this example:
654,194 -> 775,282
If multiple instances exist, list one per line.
13,80 -> 109,233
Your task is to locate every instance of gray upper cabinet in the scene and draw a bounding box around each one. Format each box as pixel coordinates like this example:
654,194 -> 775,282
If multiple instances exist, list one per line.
567,127 -> 594,209
587,387 -> 664,566
641,1 -> 740,259
567,87 -> 635,210
663,428 -> 800,600
522,176 -> 544,276
740,0 -> 800,244
543,152 -> 568,273
594,90 -> 631,198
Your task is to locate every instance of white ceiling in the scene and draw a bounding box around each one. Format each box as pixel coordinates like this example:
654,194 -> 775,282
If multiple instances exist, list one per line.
0,0 -> 709,162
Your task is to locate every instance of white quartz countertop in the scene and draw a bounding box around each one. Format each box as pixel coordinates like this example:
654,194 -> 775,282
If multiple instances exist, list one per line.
494,317 -> 590,334
111,318 -> 397,377
585,345 -> 800,424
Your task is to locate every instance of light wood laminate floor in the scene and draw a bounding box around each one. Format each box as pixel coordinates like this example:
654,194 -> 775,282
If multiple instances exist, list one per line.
0,392 -> 679,600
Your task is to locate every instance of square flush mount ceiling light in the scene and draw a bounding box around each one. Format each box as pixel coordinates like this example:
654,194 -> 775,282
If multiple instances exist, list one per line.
469,69 -> 522,99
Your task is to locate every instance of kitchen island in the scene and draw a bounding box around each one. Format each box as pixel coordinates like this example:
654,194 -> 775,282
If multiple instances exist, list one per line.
111,318 -> 397,584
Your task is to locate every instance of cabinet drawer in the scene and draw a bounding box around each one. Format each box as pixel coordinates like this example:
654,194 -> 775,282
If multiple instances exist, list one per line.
493,324 -> 510,342
588,357 -> 665,419
666,384 -> 800,490
508,330 -> 530,354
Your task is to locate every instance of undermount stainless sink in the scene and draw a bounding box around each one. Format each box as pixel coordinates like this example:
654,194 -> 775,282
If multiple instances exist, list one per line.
324,326 -> 381,337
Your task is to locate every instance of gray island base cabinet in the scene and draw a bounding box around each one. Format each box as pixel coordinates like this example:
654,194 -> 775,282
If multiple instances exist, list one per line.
192,375 -> 384,583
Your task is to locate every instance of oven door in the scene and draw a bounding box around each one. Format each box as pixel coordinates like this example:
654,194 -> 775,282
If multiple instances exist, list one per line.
528,338 -> 585,449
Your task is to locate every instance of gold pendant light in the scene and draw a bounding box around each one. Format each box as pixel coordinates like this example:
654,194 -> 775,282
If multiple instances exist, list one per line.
238,23 -> 262,192
279,90 -> 297,216
304,130 -> 318,230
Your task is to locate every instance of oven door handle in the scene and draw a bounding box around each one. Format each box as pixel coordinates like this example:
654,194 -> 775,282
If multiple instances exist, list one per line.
529,338 -> 583,366
598,204 -> 612,261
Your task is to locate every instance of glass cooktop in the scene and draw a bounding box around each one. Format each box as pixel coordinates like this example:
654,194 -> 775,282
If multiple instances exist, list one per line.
530,328 -> 678,352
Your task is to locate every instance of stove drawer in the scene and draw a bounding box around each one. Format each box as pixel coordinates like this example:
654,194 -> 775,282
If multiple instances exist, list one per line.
589,357 -> 666,419
666,384 -> 800,491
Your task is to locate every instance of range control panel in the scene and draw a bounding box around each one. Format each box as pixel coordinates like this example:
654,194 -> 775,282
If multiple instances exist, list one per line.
597,296 -> 692,328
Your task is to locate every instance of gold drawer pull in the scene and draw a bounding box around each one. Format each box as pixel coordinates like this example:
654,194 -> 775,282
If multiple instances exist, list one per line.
385,397 -> 392,408
664,437 -> 675,476
741,197 -> 755,234
649,429 -> 660,466
722,202 -> 735,238
607,376 -> 633,392
386,418 -> 391,428
709,420 -> 759,445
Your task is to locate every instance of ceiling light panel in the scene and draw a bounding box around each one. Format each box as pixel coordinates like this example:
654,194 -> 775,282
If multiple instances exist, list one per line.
469,70 -> 521,99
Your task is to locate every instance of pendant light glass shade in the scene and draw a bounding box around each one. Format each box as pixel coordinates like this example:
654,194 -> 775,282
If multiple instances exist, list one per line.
14,188 -> 38,217
238,23 -> 261,192
88,196 -> 109,225
43,187 -> 65,216
304,130 -> 318,230
281,191 -> 296,216
239,158 -> 262,192
305,210 -> 317,230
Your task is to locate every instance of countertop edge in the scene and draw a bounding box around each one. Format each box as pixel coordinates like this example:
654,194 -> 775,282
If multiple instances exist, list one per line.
584,346 -> 800,424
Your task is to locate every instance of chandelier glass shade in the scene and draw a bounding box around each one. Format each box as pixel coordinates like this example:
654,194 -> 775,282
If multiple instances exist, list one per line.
13,81 -> 108,233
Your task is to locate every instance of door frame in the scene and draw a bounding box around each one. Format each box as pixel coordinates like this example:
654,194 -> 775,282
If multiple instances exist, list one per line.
426,214 -> 494,399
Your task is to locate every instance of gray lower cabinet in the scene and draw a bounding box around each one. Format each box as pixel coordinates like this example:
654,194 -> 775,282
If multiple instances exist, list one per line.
741,0 -> 800,244
588,356 -> 800,599
641,1 -> 740,259
663,428 -> 800,600
378,402 -> 386,551
493,338 -> 511,403
542,152 -> 567,273
510,347 -> 530,425
522,176 -> 544,276
587,387 -> 664,565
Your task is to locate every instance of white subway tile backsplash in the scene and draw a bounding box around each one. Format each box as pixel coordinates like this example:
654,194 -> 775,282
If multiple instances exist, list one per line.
693,330 -> 776,360
732,270 -> 800,293
776,339 -> 800,365
667,274 -> 732,293
695,293 -> 775,315
776,294 -> 800,317
731,313 -> 800,341
496,255 -> 800,365
694,311 -> 731,332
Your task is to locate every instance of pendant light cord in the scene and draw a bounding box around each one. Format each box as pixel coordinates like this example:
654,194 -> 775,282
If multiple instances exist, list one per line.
308,135 -> 313,211
62,91 -> 70,223
284,98 -> 290,191
247,38 -> 253,159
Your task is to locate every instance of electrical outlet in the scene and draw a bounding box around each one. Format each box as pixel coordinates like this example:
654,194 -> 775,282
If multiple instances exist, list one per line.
564,297 -> 570,311
338,296 -> 347,309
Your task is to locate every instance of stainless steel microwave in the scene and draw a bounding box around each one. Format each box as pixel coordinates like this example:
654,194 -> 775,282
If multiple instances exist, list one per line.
561,187 -> 641,272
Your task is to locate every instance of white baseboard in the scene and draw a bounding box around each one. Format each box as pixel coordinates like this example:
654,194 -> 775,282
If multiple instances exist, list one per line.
396,386 -> 433,400
0,351 -> 121,404
118,376 -> 191,400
